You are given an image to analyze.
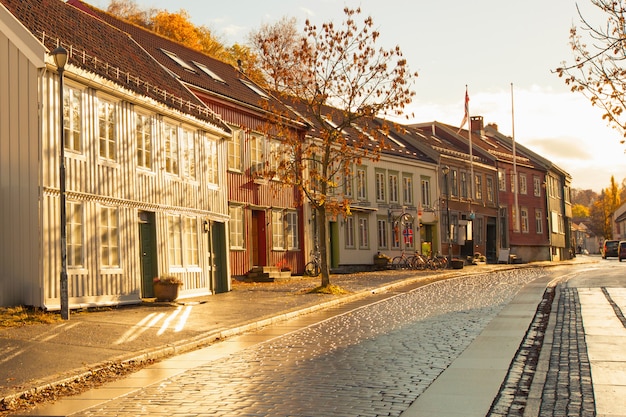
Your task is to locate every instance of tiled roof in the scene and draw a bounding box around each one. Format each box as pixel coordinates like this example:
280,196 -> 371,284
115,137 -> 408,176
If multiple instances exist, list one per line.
69,0 -> 286,116
0,0 -> 229,131
281,95 -> 435,164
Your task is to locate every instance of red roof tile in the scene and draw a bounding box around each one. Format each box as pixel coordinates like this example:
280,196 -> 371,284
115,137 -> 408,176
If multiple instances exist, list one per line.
0,0 -> 228,131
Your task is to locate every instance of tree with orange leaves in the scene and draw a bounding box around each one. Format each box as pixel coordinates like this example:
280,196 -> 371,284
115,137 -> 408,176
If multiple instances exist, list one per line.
255,8 -> 418,287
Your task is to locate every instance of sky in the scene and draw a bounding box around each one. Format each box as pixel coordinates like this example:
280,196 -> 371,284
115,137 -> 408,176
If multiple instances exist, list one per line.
89,0 -> 626,192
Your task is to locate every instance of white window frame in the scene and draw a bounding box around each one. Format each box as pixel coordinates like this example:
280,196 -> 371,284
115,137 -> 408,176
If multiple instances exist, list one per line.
135,111 -> 153,170
533,176 -> 541,197
474,174 -> 482,200
228,130 -> 242,172
97,97 -> 117,161
402,174 -> 413,205
345,216 -> 355,248
99,206 -> 120,269
389,173 -> 399,204
376,170 -> 386,202
377,218 -> 388,249
181,127 -> 196,180
520,174 -> 528,194
535,209 -> 544,234
229,205 -> 245,249
358,216 -> 369,249
356,168 -> 367,200
498,168 -> 506,191
67,201 -> 84,268
184,217 -> 200,266
421,177 -> 431,207
250,134 -> 264,175
206,137 -> 218,185
63,84 -> 82,153
164,123 -> 180,175
521,207 -> 529,233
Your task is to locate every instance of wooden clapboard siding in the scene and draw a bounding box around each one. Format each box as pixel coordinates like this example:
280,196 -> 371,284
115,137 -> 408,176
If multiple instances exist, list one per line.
36,67 -> 230,309
0,18 -> 44,307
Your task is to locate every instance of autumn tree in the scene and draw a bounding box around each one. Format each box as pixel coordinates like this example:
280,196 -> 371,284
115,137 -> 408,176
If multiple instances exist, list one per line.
556,0 -> 626,145
590,175 -> 622,238
105,0 -> 265,84
255,8 -> 417,287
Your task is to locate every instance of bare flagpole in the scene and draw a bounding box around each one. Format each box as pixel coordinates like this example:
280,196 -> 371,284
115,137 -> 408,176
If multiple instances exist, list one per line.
466,85 -> 475,203
511,83 -> 520,232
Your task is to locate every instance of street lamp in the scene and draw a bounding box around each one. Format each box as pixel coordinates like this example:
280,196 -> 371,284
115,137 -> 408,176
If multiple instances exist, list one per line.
442,165 -> 451,267
52,46 -> 69,320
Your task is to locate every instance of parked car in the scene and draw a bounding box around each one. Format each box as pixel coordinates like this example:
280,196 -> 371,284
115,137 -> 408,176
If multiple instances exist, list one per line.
602,239 -> 620,259
619,241 -> 626,262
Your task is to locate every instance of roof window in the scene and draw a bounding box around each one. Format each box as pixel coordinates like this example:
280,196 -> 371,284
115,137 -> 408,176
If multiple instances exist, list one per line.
240,79 -> 269,99
160,49 -> 196,73
193,61 -> 225,83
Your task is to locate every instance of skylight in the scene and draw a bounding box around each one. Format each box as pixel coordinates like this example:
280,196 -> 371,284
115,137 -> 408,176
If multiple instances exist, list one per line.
380,129 -> 406,148
160,49 -> 196,73
240,79 -> 269,99
193,61 -> 225,83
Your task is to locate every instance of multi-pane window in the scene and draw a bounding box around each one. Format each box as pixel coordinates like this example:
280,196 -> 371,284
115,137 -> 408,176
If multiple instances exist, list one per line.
99,206 -> 119,268
250,134 -> 263,174
67,201 -> 84,267
389,173 -> 399,204
181,128 -> 196,180
63,85 -> 82,152
520,174 -> 527,194
535,209 -> 544,234
345,216 -> 355,248
475,174 -> 482,200
421,177 -> 431,207
168,216 -> 183,267
486,176 -> 495,203
228,130 -> 242,171
184,217 -> 199,266
136,112 -> 152,169
164,123 -> 179,175
511,172 -> 517,194
356,168 -> 366,200
451,169 -> 459,197
402,175 -> 413,205
376,171 -> 386,202
285,211 -> 298,250
358,216 -> 369,248
391,221 -> 401,249
229,206 -> 244,249
533,176 -> 541,197
460,172 -> 468,198
98,99 -> 116,160
269,141 -> 283,179
344,171 -> 353,197
272,210 -> 285,250
377,218 -> 388,249
498,168 -> 506,191
206,138 -> 218,185
521,207 -> 529,233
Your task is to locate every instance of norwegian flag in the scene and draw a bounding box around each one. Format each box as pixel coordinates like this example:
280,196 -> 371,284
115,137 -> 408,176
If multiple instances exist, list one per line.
457,87 -> 469,134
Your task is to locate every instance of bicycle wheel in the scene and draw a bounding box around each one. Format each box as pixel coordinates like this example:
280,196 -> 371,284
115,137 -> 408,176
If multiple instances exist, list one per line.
391,256 -> 405,269
304,261 -> 320,277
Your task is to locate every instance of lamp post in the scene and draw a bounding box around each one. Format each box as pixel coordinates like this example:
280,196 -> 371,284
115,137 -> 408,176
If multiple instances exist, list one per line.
442,165 -> 451,267
52,46 -> 69,320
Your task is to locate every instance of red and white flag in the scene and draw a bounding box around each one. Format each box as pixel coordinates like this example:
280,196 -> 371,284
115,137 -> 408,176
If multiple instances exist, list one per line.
457,87 -> 469,134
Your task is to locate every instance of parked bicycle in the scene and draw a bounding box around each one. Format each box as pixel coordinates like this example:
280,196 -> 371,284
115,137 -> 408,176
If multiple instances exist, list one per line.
304,248 -> 321,277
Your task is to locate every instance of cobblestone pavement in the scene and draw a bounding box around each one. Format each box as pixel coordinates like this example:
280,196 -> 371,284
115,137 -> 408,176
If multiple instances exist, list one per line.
71,268 -> 545,417
538,287 -> 595,417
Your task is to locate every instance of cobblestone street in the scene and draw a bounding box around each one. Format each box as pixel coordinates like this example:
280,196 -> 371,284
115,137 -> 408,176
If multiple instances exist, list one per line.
72,268 -> 545,417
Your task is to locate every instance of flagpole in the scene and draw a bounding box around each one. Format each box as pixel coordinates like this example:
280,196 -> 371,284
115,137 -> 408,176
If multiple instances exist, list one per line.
467,85 -> 474,205
511,83 -> 519,232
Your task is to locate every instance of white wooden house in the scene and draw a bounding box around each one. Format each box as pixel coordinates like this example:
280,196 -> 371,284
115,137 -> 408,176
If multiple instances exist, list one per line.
0,0 -> 232,309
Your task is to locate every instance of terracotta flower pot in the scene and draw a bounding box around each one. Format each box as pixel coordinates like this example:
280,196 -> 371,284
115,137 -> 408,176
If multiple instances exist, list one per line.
153,282 -> 181,302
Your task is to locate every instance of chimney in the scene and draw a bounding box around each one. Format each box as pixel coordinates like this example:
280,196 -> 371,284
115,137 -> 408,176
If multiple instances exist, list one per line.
470,116 -> 484,136
486,122 -> 499,132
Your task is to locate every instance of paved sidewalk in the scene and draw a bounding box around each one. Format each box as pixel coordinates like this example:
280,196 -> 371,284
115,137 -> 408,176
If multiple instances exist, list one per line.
2,257 -> 617,417
0,266 -> 486,407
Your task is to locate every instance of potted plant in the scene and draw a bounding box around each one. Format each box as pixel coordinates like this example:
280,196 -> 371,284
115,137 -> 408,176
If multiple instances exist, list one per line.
373,252 -> 391,270
153,275 -> 183,302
